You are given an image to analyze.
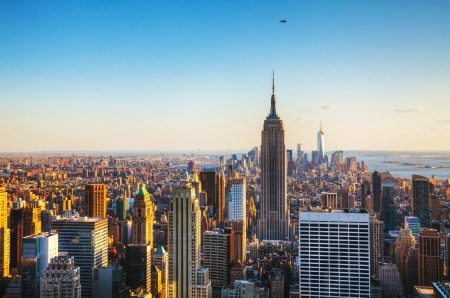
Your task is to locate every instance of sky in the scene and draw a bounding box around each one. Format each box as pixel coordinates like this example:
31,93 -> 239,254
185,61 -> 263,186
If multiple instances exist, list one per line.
1,1 -> 449,153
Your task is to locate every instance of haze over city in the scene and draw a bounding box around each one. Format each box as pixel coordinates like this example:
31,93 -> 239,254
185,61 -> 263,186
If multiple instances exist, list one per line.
1,1 -> 449,152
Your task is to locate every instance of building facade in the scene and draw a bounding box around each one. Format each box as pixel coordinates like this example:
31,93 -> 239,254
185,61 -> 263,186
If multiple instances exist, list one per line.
168,184 -> 212,298
84,184 -> 107,218
51,216 -> 108,297
257,74 -> 289,241
298,209 -> 370,297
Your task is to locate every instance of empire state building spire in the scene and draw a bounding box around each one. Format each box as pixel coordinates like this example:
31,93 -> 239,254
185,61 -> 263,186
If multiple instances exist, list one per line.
270,71 -> 277,117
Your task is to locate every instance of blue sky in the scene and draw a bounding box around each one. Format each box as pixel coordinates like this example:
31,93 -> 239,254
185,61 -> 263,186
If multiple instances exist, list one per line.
1,1 -> 449,152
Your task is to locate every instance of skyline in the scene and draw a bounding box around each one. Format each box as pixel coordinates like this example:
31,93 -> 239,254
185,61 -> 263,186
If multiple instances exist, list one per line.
1,1 -> 449,152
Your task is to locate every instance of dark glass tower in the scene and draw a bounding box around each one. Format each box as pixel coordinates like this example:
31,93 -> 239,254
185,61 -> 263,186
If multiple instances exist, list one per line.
372,171 -> 382,213
257,73 -> 289,240
412,175 -> 431,229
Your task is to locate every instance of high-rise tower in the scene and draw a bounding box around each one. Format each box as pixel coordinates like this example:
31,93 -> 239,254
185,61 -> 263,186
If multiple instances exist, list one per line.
0,186 -> 10,277
168,184 -> 211,298
412,175 -> 431,229
127,183 -> 155,294
317,122 -> 325,164
257,73 -> 289,241
84,184 -> 107,218
51,216 -> 108,297
131,184 -> 154,245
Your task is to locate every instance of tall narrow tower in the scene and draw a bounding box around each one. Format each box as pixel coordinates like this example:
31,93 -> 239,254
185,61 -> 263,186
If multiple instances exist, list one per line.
127,183 -> 155,294
257,73 -> 289,240
0,186 -> 10,277
317,122 -> 325,164
412,174 -> 431,229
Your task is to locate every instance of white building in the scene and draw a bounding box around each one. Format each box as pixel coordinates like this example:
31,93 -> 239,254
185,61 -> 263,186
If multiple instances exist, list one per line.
299,209 -> 370,297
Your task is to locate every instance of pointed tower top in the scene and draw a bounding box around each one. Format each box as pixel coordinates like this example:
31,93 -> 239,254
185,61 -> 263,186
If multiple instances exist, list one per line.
270,71 -> 277,117
272,70 -> 275,95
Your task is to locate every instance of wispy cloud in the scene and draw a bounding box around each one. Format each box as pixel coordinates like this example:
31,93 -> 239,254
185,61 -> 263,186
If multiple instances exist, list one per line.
322,105 -> 336,110
394,107 -> 423,113
437,119 -> 450,124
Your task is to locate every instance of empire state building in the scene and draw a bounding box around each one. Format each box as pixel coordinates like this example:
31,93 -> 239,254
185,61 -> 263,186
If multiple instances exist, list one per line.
257,74 -> 289,240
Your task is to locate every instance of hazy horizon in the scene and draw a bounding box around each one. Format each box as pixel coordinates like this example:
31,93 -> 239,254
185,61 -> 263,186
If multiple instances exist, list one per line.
1,1 -> 449,152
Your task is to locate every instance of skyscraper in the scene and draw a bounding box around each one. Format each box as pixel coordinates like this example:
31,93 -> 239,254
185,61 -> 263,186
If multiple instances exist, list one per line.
227,177 -> 246,221
413,175 -> 431,229
40,253 -> 82,298
298,209 -> 370,297
0,186 -> 10,278
203,229 -> 234,287
152,246 -> 168,298
258,73 -> 289,241
418,228 -> 441,286
370,216 -> 384,276
372,171 -> 382,214
131,184 -> 154,245
199,171 -> 225,223
382,183 -> 396,232
127,183 -> 155,294
225,177 -> 247,263
51,216 -> 108,297
84,184 -> 107,218
168,184 -> 211,298
317,122 -> 325,165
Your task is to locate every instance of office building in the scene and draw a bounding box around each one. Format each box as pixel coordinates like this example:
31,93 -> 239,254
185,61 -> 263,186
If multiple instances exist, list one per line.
222,280 -> 269,298
258,74 -> 289,241
382,183 -> 396,232
317,123 -> 325,165
199,171 -> 225,224
131,184 -> 154,245
321,192 -> 338,209
20,232 -> 58,297
84,184 -> 107,218
378,259 -> 403,297
0,186 -> 10,277
298,209 -> 370,297
413,175 -> 431,229
116,197 -> 130,221
40,253 -> 82,298
224,220 -> 246,263
227,177 -> 246,221
51,216 -> 108,297
405,216 -> 421,238
126,244 -> 151,294
126,183 -> 154,294
152,246 -> 168,298
330,150 -> 343,165
168,184 -> 212,298
345,157 -> 357,172
92,266 -> 130,298
394,228 -> 415,284
370,216 -> 384,276
9,200 -> 25,273
203,229 -> 234,287
372,171 -> 382,214
418,228 -> 441,286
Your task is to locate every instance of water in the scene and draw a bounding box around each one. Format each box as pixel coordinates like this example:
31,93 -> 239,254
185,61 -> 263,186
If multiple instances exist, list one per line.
342,151 -> 450,181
